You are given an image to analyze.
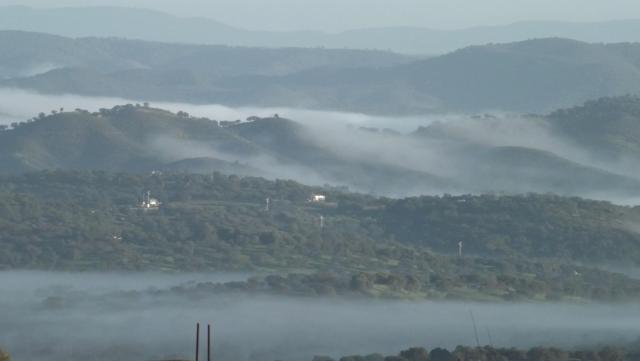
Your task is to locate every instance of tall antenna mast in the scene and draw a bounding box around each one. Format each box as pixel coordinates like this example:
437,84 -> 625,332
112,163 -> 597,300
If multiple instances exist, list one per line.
469,310 -> 480,347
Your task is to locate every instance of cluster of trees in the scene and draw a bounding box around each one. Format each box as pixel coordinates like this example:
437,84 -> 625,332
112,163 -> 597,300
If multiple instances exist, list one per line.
0,349 -> 10,361
322,345 -> 630,361
0,108 -> 72,131
1,103 -> 175,131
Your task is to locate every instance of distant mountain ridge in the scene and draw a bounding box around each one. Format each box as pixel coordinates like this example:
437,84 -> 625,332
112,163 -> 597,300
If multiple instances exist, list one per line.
0,30 -> 412,81
7,35 -> 640,113
6,6 -> 640,54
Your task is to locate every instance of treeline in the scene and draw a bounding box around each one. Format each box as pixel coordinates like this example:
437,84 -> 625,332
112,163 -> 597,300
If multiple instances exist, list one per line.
140,267 -> 640,302
321,345 -> 630,361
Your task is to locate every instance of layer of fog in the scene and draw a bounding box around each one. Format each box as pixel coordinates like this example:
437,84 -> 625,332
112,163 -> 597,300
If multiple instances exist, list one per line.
0,62 -> 63,80
1,88 -> 639,203
135,99 -> 640,198
1,271 -> 640,361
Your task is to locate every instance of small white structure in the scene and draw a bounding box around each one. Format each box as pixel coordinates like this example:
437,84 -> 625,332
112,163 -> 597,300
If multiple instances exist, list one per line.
140,191 -> 161,209
309,194 -> 326,203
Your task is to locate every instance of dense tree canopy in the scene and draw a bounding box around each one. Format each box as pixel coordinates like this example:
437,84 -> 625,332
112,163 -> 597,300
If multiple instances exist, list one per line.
2,171 -> 640,301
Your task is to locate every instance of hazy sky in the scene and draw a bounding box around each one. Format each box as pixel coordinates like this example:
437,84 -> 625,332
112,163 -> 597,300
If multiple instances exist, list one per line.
0,0 -> 639,31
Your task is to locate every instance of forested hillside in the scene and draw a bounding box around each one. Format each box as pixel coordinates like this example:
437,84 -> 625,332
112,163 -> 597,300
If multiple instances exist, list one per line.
550,96 -> 640,159
2,171 -> 640,301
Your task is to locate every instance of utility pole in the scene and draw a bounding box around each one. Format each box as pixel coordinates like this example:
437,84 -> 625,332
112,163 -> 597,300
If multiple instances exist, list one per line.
195,323 -> 200,361
207,324 -> 211,361
458,241 -> 463,257
319,215 -> 324,230
265,197 -> 270,212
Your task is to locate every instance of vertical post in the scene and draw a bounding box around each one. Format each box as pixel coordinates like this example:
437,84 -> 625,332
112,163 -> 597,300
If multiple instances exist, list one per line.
195,322 -> 200,361
207,324 -> 211,361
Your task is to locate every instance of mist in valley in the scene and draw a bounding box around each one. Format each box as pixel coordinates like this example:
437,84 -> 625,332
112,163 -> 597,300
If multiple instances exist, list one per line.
0,88 -> 638,203
4,3 -> 640,361
0,271 -> 639,361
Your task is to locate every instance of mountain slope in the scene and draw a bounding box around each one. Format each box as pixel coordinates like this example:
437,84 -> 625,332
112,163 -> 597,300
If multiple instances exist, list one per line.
0,30 -> 412,81
550,96 -> 640,159
8,38 -> 640,113
0,106 -> 451,194
0,105 -> 260,172
251,38 -> 640,113
1,101 -> 640,198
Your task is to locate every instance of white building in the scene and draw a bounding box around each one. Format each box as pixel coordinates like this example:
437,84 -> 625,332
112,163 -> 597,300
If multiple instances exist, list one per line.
140,191 -> 162,209
309,194 -> 326,203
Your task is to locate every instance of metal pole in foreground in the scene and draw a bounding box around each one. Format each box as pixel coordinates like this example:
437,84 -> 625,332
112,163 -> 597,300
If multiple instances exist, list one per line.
207,324 -> 211,361
195,323 -> 200,361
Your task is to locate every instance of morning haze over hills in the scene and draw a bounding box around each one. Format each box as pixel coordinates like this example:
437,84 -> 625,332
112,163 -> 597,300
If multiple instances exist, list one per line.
6,5 -> 640,54
6,3 -> 640,361
4,31 -> 640,113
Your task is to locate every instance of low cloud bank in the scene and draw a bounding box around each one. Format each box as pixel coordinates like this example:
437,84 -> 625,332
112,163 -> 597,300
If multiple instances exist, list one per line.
1,88 -> 639,203
1,272 -> 640,361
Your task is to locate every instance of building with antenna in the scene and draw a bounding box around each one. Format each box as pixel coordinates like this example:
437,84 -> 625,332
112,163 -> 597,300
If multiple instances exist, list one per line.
140,190 -> 161,210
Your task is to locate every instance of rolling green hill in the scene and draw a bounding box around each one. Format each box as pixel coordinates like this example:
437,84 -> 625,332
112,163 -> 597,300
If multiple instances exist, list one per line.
0,105 -> 453,194
0,105 -> 261,172
1,102 -> 640,198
